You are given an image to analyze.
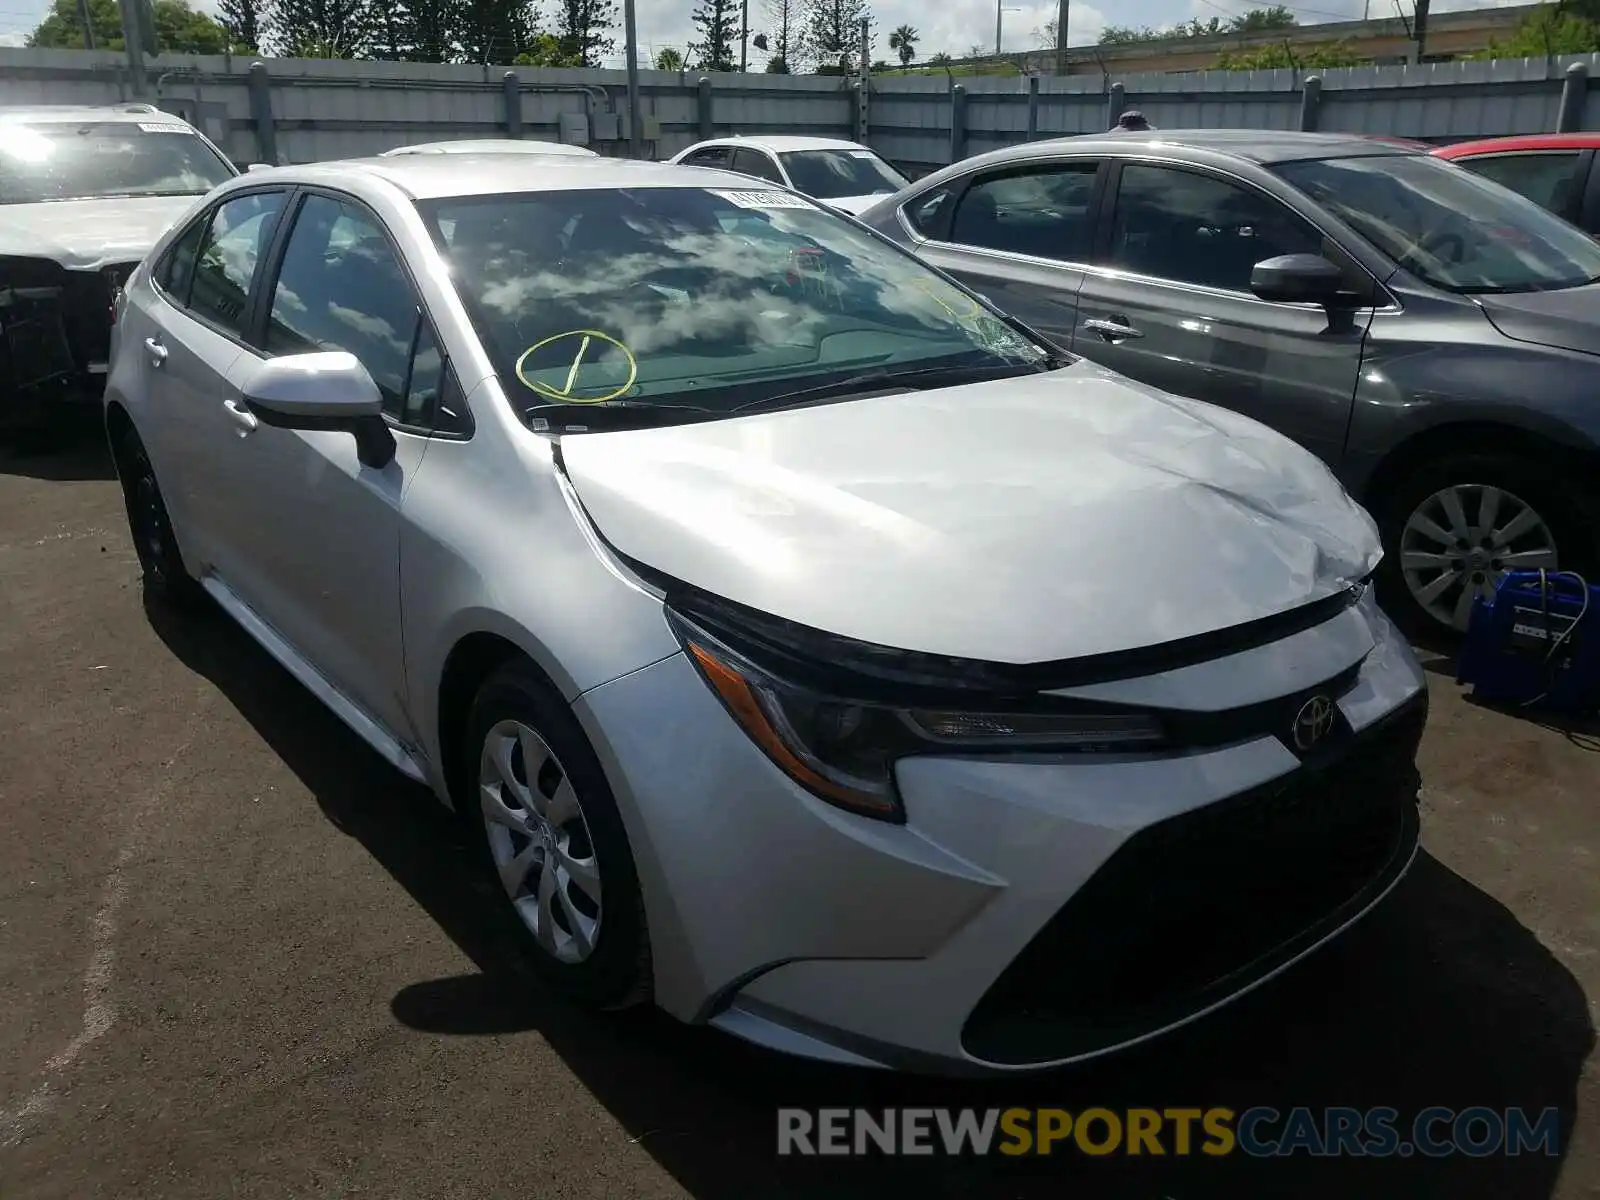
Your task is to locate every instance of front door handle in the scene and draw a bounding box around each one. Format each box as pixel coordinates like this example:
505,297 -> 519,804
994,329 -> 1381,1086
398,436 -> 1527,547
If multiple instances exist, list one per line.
1083,316 -> 1144,342
223,398 -> 258,435
144,336 -> 168,364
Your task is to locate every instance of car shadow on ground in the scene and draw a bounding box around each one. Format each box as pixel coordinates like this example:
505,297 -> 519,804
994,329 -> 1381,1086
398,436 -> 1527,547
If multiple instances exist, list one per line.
0,414 -> 116,482
145,596 -> 1595,1200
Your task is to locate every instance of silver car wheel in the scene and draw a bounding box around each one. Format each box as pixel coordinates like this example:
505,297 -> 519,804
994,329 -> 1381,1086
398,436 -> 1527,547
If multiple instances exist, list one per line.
479,719 -> 603,964
1400,483 -> 1559,631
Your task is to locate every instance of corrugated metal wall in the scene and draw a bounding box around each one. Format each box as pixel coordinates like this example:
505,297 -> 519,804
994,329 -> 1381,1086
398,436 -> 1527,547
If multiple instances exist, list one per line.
3,46 -> 1598,172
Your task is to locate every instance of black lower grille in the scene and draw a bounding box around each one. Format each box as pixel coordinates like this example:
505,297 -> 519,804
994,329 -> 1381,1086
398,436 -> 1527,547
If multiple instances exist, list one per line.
1,258 -> 130,405
962,693 -> 1427,1066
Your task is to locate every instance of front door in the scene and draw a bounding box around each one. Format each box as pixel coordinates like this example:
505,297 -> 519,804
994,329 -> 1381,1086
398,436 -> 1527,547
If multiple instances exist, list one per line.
909,159 -> 1103,352
207,191 -> 434,745
1074,161 -> 1371,468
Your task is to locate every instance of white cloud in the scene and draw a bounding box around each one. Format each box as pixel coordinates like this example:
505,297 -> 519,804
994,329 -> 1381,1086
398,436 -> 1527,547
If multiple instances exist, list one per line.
0,30 -> 29,47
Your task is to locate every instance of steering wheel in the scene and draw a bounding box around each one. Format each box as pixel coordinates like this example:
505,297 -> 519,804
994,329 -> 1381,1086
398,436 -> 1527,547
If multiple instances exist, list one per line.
1418,231 -> 1466,263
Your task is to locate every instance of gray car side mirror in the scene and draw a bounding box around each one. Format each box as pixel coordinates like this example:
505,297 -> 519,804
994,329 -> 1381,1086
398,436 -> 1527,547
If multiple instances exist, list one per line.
241,351 -> 396,469
1249,254 -> 1348,306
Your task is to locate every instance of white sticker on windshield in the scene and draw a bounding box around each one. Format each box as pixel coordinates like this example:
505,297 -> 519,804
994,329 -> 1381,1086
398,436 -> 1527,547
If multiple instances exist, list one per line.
138,121 -> 193,134
710,188 -> 816,211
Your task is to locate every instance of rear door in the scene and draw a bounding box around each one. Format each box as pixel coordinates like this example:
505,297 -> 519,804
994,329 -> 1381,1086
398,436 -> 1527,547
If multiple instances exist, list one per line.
1452,149 -> 1593,230
1073,160 -> 1371,468
135,188 -> 289,576
900,157 -> 1105,351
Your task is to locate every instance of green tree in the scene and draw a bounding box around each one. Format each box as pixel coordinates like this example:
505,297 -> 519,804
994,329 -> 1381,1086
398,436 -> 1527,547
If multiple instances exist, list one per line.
1230,5 -> 1296,32
516,31 -> 585,64
554,0 -> 615,66
689,0 -> 737,69
888,22 -> 917,65
1216,38 -> 1362,68
762,0 -> 802,70
217,0 -> 268,52
269,0 -> 371,56
29,0 -> 230,52
805,0 -> 865,73
1472,3 -> 1600,58
653,45 -> 684,69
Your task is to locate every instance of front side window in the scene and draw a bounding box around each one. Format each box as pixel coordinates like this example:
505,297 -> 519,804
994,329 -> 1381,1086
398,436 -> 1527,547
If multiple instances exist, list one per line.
188,191 -> 286,335
1276,152 -> 1600,294
950,164 -> 1098,263
779,149 -> 909,200
731,149 -> 785,184
421,186 -> 1051,432
1455,151 -> 1585,218
0,120 -> 235,205
266,194 -> 420,420
1109,164 -> 1322,292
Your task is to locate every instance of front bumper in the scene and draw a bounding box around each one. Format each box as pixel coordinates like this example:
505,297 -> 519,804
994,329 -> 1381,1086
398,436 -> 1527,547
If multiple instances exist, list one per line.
574,589 -> 1427,1075
1,259 -> 129,421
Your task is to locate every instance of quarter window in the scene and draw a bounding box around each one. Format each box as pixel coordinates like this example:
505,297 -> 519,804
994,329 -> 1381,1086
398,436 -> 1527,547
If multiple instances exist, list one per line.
1457,152 -> 1585,218
685,147 -> 732,168
188,191 -> 286,335
948,164 -> 1099,262
266,194 -> 420,421
905,186 -> 954,237
156,216 -> 207,305
403,320 -> 472,436
1109,164 -> 1322,293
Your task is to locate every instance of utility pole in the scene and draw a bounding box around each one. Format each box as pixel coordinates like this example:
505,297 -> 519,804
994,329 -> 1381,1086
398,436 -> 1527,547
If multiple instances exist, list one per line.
1055,0 -> 1068,75
1413,0 -> 1430,61
740,0 -> 749,71
624,0 -> 642,158
77,0 -> 95,49
995,0 -> 1003,56
118,0 -> 146,96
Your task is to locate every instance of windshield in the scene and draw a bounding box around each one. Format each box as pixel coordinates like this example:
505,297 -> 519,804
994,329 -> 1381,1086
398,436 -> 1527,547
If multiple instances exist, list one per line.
1274,153 -> 1600,294
780,149 -> 909,200
0,120 -> 235,205
420,186 -> 1052,432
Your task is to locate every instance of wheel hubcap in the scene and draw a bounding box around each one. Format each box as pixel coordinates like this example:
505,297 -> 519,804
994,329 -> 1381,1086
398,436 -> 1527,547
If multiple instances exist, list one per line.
1401,483 -> 1558,631
478,720 -> 602,964
131,470 -> 167,577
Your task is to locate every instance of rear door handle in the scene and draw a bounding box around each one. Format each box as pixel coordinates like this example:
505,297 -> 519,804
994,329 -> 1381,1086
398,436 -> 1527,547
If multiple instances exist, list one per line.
1082,317 -> 1144,342
223,398 -> 258,435
144,336 -> 168,364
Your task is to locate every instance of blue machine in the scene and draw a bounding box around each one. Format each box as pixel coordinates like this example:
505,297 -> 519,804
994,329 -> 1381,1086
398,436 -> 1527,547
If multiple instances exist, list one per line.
1457,570 -> 1600,714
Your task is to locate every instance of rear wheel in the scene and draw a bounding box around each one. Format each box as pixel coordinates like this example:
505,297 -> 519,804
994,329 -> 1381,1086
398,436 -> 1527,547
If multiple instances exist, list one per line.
1375,451 -> 1596,638
115,426 -> 204,609
463,660 -> 651,1010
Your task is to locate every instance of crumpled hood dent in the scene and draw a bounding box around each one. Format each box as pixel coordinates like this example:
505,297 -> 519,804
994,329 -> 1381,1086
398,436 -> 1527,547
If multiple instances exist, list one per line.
0,196 -> 201,271
559,361 -> 1382,665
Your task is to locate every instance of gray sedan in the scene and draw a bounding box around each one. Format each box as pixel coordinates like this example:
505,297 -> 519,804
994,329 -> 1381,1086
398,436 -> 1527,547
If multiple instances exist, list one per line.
858,129 -> 1600,635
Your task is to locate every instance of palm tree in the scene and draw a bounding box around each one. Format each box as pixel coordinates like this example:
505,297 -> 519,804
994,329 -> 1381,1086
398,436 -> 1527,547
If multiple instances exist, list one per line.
654,46 -> 685,70
888,23 -> 919,66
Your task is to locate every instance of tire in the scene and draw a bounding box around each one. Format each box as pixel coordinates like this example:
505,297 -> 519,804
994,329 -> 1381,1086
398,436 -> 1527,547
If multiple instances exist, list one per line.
462,660 -> 652,1011
114,426 -> 206,610
1374,450 -> 1599,640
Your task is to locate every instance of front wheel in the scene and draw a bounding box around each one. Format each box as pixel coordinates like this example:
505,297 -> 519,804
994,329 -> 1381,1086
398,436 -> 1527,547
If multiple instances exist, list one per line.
115,426 -> 205,609
462,660 -> 651,1011
1375,451 -> 1597,638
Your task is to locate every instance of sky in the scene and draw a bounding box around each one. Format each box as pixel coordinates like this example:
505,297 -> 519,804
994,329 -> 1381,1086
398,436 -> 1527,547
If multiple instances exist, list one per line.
0,0 -> 1526,61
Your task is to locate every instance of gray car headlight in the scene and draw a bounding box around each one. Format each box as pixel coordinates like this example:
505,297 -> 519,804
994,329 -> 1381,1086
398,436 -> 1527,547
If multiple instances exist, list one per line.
670,611 -> 1167,823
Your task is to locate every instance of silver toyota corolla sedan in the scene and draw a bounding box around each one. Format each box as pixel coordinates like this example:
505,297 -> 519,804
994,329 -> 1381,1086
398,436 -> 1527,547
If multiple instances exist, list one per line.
104,154 -> 1429,1075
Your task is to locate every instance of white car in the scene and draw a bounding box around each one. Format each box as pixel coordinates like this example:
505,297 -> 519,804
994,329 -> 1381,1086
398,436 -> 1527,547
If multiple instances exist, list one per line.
0,103 -> 237,425
380,139 -> 597,157
669,134 -> 909,214
106,153 -> 1428,1075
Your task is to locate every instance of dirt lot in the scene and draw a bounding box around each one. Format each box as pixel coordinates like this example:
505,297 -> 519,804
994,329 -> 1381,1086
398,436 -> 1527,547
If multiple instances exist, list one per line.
0,427 -> 1596,1199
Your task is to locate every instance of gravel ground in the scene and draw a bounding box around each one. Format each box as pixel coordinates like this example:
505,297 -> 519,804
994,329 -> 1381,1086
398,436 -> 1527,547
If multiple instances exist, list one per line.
1,428 -> 1595,1199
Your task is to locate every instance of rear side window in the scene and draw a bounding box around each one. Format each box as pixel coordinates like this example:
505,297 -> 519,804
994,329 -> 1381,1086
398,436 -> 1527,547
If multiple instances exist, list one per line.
187,191 -> 286,335
731,148 -> 784,184
684,146 -> 732,168
156,217 -> 207,305
949,164 -> 1099,262
1457,152 -> 1585,218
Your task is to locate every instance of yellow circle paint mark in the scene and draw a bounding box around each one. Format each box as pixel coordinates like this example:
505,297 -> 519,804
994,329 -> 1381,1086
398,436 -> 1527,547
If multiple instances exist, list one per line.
515,329 -> 638,404
912,278 -> 983,322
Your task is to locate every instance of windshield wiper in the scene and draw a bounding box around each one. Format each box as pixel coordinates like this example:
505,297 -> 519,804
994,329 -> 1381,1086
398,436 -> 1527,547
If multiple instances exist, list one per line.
731,358 -> 1055,416
524,399 -> 721,431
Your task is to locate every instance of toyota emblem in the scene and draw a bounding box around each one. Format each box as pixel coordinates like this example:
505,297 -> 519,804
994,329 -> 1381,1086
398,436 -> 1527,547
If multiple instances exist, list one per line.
1292,694 -> 1337,752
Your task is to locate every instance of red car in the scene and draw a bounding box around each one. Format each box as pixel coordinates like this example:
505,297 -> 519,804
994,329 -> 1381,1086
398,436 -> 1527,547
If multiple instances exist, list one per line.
1433,133 -> 1600,233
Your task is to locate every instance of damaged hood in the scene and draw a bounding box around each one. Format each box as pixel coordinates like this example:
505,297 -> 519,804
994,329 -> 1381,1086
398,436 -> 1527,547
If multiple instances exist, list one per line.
559,360 -> 1382,664
0,195 -> 202,270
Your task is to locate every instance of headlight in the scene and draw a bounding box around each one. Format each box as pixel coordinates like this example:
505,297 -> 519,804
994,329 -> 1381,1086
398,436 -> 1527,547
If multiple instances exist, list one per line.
670,610 -> 1167,823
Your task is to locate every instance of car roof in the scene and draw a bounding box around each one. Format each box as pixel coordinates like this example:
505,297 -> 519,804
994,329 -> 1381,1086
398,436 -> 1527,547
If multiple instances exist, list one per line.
0,103 -> 193,127
380,138 -> 597,157
683,134 -> 871,154
963,128 -> 1430,167
234,154 -> 793,200
1432,132 -> 1600,157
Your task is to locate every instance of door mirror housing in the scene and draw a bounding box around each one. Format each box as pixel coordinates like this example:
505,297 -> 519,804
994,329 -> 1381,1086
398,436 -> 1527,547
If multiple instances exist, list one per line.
1249,253 -> 1348,305
241,351 -> 396,469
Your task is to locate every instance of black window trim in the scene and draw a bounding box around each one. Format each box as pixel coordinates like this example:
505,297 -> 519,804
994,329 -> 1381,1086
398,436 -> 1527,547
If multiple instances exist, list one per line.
150,185 -> 292,353
1090,156 -> 1395,312
1453,147 -> 1594,226
252,183 -> 475,441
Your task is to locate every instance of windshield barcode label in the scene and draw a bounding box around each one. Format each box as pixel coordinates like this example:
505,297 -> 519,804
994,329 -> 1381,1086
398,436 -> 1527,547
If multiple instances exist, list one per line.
710,189 -> 815,210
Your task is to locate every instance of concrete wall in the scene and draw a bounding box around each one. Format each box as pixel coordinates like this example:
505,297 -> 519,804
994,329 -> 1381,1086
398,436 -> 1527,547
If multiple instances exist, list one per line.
3,46 -> 1598,175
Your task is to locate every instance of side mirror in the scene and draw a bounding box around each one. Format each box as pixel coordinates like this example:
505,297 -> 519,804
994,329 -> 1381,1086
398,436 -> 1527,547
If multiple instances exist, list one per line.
1249,253 -> 1348,305
240,351 -> 396,469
